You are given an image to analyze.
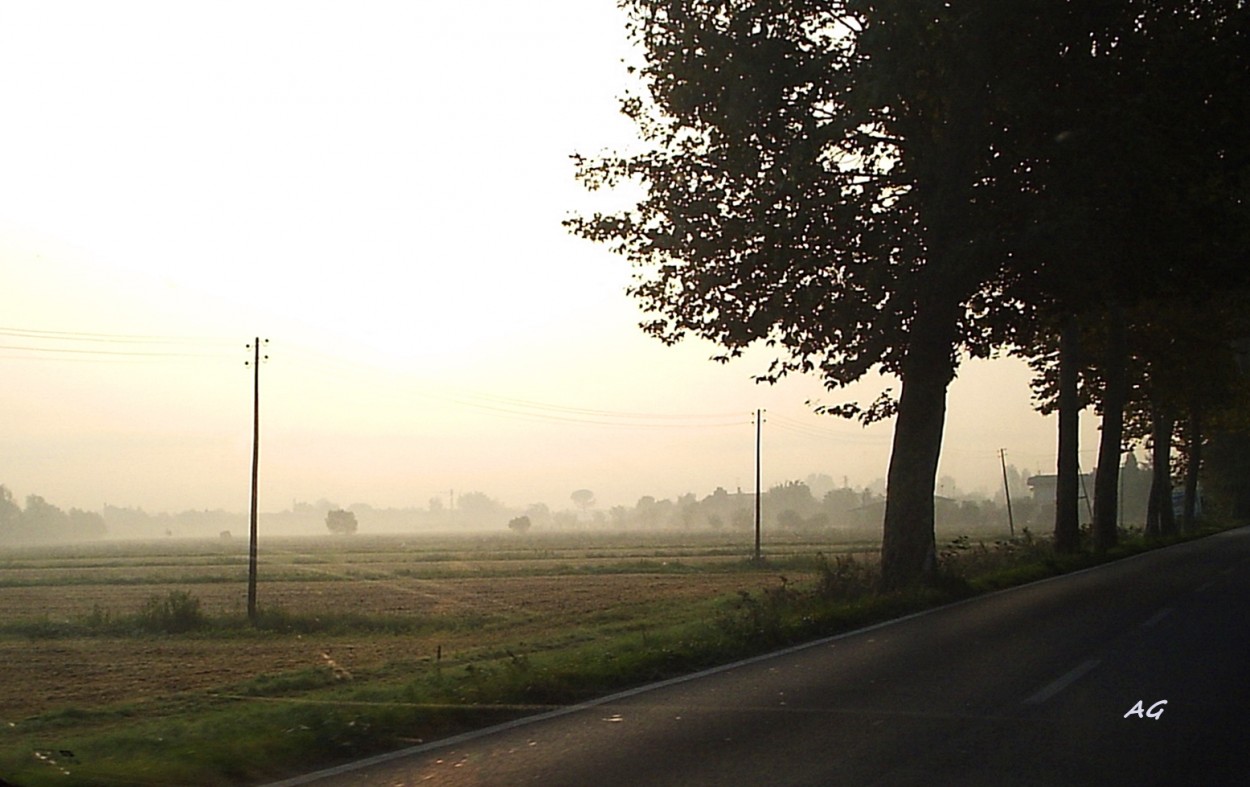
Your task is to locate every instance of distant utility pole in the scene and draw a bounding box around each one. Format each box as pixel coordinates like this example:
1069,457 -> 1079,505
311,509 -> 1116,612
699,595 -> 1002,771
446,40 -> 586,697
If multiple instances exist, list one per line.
999,448 -> 1016,538
246,338 -> 268,623
754,409 -> 765,562
1077,459 -> 1095,522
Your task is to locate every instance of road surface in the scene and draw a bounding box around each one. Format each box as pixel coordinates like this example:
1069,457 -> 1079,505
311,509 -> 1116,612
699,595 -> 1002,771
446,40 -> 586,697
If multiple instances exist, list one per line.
266,528 -> 1250,786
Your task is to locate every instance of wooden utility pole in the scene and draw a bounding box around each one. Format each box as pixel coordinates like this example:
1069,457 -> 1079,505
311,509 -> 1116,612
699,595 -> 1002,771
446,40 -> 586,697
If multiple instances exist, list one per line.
999,448 -> 1016,538
1077,458 -> 1095,522
247,338 -> 267,623
754,409 -> 764,562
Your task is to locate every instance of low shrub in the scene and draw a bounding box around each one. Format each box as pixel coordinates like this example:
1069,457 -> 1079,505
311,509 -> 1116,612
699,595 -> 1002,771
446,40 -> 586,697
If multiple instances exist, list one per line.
812,552 -> 877,599
136,590 -> 206,634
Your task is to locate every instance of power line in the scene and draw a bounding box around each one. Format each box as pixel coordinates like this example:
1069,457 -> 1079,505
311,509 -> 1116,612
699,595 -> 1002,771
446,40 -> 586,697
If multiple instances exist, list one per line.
433,388 -> 747,422
766,413 -> 892,445
0,325 -> 769,429
0,326 -> 233,345
0,343 -> 228,358
280,341 -> 752,429
0,325 -> 236,362
0,352 -> 173,364
397,393 -> 751,430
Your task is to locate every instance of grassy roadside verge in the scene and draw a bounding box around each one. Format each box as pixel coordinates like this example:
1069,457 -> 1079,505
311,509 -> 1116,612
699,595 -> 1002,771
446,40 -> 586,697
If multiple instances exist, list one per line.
0,522 -> 1237,786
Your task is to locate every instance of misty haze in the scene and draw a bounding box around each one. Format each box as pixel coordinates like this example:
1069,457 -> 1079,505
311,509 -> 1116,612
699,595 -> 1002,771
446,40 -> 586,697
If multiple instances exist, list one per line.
3,462 -> 1141,545
2,0 -> 1248,784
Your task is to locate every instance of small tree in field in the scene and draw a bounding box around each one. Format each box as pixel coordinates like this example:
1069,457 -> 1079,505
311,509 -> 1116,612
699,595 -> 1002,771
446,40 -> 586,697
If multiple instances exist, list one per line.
325,509 -> 358,535
507,515 -> 532,535
570,489 -> 595,512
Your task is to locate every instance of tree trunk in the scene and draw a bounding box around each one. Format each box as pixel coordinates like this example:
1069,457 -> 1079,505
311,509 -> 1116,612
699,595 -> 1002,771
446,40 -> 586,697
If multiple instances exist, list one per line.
1146,406 -> 1175,538
1092,307 -> 1127,552
881,300 -> 958,590
1183,409 -> 1202,531
1054,317 -> 1082,553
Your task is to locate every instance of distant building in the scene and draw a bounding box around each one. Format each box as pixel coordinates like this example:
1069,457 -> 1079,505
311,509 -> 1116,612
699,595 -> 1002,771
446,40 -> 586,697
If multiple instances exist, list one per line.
1026,473 -> 1095,507
1029,457 -> 1156,528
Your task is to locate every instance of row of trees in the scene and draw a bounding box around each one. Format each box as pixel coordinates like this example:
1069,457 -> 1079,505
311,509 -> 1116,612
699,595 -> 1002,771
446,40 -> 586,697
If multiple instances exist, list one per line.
569,0 -> 1250,587
502,463 -> 1157,536
0,485 -> 107,544
0,456 -> 1165,543
521,482 -> 886,533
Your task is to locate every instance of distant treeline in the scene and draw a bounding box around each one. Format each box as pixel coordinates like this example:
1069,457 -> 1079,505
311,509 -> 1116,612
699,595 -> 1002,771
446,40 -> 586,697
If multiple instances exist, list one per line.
1,459 -> 1158,544
0,485 -> 107,544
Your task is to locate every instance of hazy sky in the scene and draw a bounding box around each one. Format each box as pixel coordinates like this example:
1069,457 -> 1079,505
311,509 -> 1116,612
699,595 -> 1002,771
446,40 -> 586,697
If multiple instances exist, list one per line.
0,1 -> 1103,515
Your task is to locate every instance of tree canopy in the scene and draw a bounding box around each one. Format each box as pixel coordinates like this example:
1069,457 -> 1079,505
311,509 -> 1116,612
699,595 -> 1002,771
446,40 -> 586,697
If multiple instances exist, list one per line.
325,509 -> 358,536
0,486 -> 108,544
570,0 -> 1250,586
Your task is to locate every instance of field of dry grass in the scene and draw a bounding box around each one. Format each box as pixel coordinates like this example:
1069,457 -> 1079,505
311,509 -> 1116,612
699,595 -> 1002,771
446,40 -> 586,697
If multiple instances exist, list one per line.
0,532 -> 847,724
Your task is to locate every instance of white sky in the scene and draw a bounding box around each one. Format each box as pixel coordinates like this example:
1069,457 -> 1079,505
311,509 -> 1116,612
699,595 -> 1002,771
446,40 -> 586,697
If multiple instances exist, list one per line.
0,1 -> 1102,515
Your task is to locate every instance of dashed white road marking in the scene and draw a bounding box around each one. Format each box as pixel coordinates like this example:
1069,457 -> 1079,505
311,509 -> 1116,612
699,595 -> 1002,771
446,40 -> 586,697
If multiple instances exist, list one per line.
1024,659 -> 1102,706
1141,605 -> 1175,628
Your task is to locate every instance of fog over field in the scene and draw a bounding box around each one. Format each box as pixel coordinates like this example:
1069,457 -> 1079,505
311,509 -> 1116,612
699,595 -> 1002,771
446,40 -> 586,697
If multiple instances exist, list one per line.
7,445 -> 1154,545
0,1 -> 1102,523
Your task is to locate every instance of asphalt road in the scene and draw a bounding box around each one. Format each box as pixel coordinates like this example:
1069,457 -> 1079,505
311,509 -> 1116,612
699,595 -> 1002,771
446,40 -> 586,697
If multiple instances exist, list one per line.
267,528 -> 1250,786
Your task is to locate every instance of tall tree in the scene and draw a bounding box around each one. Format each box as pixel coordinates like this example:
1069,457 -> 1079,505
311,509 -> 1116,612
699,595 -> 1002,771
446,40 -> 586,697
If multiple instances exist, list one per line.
572,0 -> 1248,580
1018,0 -> 1250,546
0,486 -> 20,539
1091,307 -> 1129,550
1054,318 -> 1083,552
570,1 -> 1072,588
1145,406 -> 1177,538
